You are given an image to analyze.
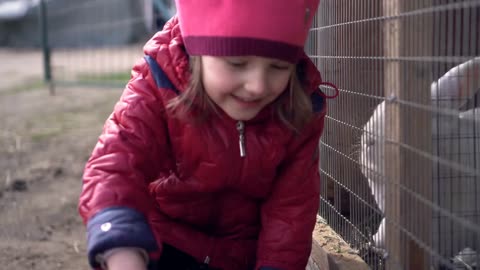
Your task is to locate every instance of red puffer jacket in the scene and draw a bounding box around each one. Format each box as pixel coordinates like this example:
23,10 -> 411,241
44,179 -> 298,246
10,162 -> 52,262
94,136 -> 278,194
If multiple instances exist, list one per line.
79,17 -> 327,270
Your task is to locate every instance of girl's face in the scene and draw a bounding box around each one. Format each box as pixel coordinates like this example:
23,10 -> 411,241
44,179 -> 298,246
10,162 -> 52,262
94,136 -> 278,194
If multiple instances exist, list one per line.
201,56 -> 294,121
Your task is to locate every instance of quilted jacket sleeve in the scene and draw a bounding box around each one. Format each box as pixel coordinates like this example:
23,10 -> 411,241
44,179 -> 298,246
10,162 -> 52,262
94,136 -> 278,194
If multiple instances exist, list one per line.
255,112 -> 326,270
78,59 -> 173,268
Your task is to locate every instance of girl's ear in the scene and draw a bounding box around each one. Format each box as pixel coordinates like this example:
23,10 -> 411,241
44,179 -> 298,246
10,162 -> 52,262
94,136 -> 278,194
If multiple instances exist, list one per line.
431,57 -> 480,110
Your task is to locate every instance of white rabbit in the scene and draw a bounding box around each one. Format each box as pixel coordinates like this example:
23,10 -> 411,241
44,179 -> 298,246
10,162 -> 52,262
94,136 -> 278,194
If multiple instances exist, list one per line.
360,57 -> 480,259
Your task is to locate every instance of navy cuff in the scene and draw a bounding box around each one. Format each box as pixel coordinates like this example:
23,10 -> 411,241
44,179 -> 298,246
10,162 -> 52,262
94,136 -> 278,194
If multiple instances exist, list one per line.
86,207 -> 158,268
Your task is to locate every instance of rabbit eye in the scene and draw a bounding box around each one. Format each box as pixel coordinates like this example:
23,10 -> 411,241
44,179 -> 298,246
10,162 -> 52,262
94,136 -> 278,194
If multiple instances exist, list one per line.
366,138 -> 375,147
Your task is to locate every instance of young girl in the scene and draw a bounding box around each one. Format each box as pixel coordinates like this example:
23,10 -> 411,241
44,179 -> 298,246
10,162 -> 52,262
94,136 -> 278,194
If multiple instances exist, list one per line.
78,1 -> 337,269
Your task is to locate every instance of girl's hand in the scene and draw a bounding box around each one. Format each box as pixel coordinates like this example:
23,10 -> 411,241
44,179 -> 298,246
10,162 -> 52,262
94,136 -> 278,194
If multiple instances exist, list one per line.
104,249 -> 147,270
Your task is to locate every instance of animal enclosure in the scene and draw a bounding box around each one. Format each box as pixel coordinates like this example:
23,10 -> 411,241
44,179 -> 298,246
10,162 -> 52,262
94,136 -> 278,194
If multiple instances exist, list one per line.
306,0 -> 480,269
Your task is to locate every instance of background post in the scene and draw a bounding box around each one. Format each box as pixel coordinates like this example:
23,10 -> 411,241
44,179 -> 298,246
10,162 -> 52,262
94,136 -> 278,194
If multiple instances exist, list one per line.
38,0 -> 54,95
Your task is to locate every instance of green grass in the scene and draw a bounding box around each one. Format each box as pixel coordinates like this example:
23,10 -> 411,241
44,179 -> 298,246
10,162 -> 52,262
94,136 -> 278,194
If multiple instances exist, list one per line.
30,127 -> 63,142
28,98 -> 118,142
29,113 -> 73,142
0,80 -> 45,96
1,72 -> 130,96
77,72 -> 131,85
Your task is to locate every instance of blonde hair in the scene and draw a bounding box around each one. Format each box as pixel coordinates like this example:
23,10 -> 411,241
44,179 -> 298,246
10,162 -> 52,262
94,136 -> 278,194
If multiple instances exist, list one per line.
167,56 -> 313,132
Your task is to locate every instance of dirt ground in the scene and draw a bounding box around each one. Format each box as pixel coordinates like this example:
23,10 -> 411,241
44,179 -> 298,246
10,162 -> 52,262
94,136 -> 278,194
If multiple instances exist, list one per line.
0,48 -> 123,269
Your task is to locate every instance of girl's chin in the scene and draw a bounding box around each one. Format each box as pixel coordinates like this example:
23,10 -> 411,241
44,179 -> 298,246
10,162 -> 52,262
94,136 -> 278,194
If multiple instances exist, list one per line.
226,112 -> 257,121
223,108 -> 260,121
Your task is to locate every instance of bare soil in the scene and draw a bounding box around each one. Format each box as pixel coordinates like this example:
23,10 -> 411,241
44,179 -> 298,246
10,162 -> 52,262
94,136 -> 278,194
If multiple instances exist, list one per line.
0,48 -> 123,269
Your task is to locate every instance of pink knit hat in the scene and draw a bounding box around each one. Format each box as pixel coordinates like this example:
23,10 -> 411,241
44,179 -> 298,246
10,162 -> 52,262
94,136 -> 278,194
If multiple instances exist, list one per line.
175,0 -> 320,63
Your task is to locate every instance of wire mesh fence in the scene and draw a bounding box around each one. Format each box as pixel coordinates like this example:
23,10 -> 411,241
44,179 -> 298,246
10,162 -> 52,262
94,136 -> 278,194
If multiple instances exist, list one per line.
306,0 -> 480,269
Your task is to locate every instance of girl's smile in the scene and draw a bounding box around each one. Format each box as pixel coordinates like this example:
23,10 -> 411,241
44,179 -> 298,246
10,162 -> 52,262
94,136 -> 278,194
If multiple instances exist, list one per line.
231,94 -> 263,107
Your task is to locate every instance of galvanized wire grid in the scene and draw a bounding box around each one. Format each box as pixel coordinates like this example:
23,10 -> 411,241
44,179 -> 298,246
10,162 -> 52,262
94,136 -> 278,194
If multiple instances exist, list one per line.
307,0 -> 480,269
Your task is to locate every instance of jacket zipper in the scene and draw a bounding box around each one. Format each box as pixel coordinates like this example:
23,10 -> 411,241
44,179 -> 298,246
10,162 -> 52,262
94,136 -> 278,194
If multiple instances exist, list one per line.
236,121 -> 246,157
200,256 -> 210,269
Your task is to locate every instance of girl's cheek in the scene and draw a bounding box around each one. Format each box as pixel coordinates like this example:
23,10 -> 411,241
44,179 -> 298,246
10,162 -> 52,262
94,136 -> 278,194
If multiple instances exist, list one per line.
272,74 -> 291,92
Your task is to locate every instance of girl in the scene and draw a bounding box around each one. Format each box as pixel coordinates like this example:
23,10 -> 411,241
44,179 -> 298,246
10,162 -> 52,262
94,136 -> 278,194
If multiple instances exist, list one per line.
78,1 -> 337,269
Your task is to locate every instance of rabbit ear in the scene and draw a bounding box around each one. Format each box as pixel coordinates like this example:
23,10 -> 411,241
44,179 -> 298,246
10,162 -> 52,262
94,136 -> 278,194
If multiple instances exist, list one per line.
431,57 -> 480,109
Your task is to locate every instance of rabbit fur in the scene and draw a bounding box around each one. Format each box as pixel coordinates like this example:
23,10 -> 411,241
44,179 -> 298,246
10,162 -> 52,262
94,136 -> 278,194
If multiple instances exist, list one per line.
360,57 -> 480,257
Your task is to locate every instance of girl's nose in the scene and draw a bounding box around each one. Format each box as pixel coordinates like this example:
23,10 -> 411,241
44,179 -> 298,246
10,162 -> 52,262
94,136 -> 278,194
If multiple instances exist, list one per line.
244,70 -> 269,96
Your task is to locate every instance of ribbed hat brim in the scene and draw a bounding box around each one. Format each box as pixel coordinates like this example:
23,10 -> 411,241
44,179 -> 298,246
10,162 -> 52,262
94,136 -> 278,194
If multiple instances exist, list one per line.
184,36 -> 303,63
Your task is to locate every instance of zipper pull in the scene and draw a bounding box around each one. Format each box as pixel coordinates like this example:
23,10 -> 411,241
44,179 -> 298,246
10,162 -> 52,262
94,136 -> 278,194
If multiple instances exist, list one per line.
199,256 -> 210,269
236,121 -> 246,157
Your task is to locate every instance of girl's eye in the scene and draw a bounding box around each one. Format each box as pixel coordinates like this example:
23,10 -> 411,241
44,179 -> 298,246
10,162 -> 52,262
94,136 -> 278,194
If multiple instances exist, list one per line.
226,60 -> 247,67
271,65 -> 290,70
270,63 -> 292,70
366,138 -> 375,147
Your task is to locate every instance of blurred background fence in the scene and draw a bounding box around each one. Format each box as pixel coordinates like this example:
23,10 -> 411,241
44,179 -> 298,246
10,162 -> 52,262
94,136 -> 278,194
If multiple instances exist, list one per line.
0,0 -> 175,87
2,0 -> 480,269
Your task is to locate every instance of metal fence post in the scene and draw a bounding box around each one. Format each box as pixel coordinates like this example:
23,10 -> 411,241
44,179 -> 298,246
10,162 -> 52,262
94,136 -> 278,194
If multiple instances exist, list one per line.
38,0 -> 54,95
